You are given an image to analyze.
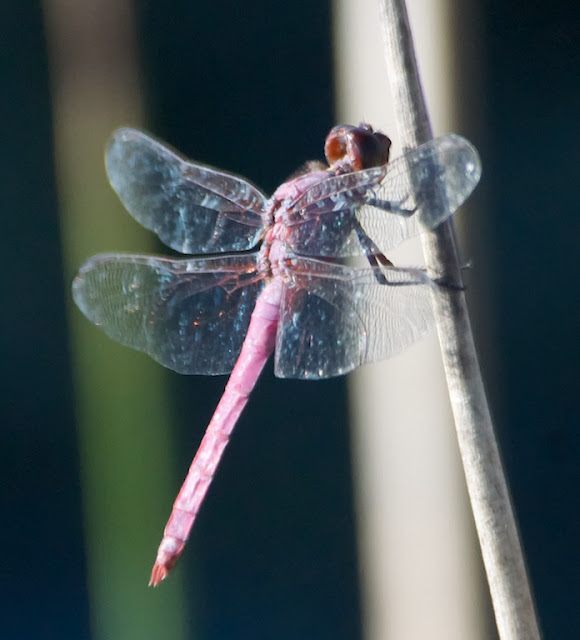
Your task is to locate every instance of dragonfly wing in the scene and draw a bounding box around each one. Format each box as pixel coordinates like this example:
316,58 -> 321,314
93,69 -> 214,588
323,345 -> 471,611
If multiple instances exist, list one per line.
283,167 -> 385,257
106,128 -> 268,254
274,258 -> 435,379
285,135 -> 481,257
73,253 -> 264,374
357,134 -> 481,250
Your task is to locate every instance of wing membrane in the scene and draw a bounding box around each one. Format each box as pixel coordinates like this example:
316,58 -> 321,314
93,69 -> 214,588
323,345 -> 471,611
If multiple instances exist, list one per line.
106,129 -> 268,254
73,253 -> 264,374
275,258 -> 435,379
284,135 -> 481,257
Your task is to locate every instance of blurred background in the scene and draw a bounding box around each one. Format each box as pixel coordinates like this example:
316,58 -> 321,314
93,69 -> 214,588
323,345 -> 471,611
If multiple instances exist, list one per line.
0,1 -> 577,639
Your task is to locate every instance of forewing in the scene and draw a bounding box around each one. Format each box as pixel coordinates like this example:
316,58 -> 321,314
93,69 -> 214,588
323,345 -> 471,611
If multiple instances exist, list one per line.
274,258 -> 435,379
106,128 -> 268,254
357,134 -> 481,250
73,253 -> 263,374
284,135 -> 481,257
282,167 -> 385,257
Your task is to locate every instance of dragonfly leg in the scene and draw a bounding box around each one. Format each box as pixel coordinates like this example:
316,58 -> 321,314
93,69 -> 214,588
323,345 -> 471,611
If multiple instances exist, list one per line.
430,261 -> 472,291
365,197 -> 416,217
432,275 -> 466,291
353,220 -> 392,285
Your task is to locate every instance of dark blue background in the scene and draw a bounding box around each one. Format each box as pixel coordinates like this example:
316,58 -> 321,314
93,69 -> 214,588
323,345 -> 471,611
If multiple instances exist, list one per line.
1,1 -> 577,638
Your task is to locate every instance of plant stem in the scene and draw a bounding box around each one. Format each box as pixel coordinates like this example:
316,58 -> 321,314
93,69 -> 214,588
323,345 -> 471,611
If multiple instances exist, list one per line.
377,1 -> 541,638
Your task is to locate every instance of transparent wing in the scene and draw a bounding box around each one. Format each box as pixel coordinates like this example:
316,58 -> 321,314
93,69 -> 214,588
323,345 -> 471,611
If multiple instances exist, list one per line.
275,257 -> 435,379
284,135 -> 481,257
73,252 -> 264,374
106,128 -> 268,254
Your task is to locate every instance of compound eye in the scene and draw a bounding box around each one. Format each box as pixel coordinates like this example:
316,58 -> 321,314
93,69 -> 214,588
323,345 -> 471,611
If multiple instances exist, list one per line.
324,124 -> 392,171
324,125 -> 352,166
353,129 -> 391,168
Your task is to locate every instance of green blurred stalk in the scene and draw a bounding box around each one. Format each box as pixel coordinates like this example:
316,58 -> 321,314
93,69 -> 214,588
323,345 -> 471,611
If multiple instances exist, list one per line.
43,1 -> 191,638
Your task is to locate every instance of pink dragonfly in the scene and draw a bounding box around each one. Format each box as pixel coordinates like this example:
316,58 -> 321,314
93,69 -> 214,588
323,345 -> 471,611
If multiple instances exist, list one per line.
73,123 -> 481,585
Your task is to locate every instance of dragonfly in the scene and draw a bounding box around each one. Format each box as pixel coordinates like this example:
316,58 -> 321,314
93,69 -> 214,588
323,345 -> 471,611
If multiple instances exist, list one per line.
72,123 -> 481,585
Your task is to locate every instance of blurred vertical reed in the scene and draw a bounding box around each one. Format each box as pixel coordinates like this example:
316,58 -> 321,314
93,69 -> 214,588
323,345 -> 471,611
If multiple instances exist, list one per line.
43,1 -> 191,638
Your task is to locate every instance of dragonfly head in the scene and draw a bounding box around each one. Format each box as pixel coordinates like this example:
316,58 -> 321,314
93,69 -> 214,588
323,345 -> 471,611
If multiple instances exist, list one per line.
324,123 -> 391,172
